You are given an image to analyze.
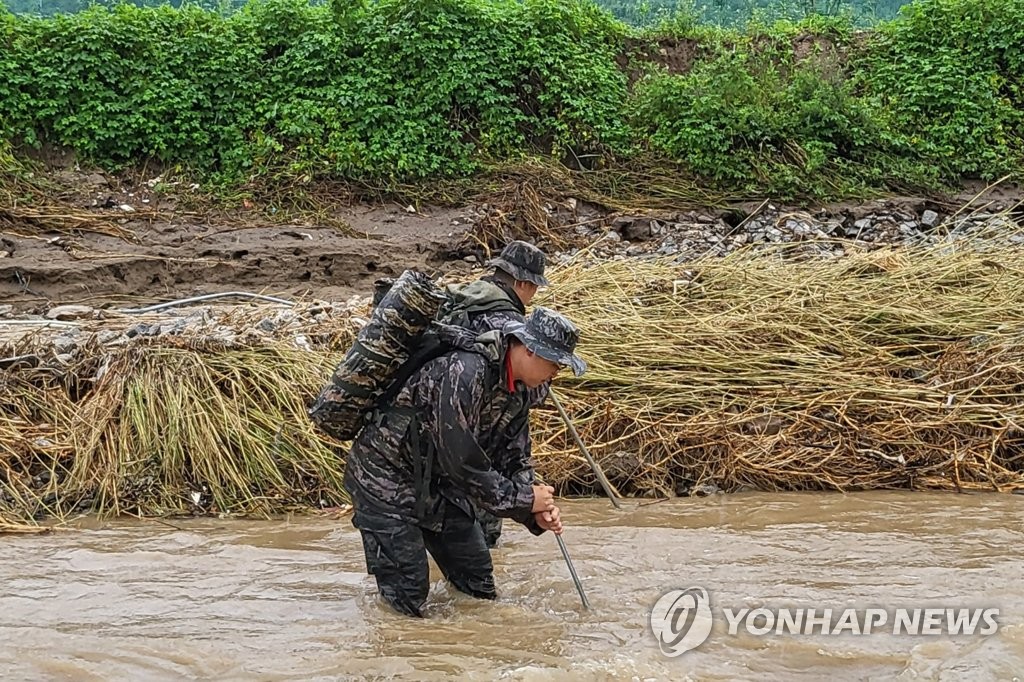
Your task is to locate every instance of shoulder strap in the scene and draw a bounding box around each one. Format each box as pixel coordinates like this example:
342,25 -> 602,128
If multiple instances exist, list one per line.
375,323 -> 503,412
374,331 -> 453,410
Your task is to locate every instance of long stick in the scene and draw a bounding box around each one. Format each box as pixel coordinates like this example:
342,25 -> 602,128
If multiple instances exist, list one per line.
550,390 -> 622,509
556,534 -> 590,610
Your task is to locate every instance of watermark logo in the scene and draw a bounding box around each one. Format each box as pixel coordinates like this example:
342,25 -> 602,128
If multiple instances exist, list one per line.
649,587 -> 714,657
650,587 -> 1000,657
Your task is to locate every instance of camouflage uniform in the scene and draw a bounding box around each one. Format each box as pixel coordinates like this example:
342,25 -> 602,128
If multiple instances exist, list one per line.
440,240 -> 548,337
346,308 -> 586,617
438,242 -> 551,547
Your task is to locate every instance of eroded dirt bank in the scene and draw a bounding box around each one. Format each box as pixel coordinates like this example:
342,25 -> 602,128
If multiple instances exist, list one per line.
2,167 -> 1021,314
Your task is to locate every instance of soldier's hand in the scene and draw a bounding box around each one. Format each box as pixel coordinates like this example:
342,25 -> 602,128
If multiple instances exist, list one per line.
535,506 -> 563,535
531,484 -> 556,513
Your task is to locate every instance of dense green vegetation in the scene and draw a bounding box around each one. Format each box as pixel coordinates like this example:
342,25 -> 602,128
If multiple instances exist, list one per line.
0,0 -> 1021,201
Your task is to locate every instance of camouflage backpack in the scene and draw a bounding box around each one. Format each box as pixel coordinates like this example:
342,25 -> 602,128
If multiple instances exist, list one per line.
437,280 -> 520,328
308,270 -> 445,441
308,272 -> 499,442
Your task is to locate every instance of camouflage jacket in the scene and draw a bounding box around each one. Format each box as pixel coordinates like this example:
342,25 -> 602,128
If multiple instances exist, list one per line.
440,276 -> 550,406
344,330 -> 543,535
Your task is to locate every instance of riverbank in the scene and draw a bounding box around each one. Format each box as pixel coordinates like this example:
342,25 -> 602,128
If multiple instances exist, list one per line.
3,182 -> 1024,524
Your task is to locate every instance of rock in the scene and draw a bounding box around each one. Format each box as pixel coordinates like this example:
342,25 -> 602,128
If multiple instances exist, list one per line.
921,210 -> 940,227
613,216 -> 655,241
45,305 -> 94,321
625,245 -> 646,257
158,321 -> 184,335
119,204 -> 135,212
691,482 -> 722,497
603,230 -> 622,243
125,323 -> 156,338
85,173 -> 108,187
53,330 -> 81,354
599,450 -> 643,483
853,218 -> 873,231
463,255 -> 478,263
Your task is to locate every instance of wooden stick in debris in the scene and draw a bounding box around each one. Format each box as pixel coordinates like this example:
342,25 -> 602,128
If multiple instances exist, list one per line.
550,389 -> 622,509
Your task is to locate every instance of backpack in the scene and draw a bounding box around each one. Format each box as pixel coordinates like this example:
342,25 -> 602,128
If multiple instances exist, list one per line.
308,270 -> 449,441
308,272 -> 495,442
437,279 -> 521,328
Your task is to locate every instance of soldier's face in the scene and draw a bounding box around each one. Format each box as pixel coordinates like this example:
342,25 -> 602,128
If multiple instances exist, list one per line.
513,281 -> 540,306
520,352 -> 562,387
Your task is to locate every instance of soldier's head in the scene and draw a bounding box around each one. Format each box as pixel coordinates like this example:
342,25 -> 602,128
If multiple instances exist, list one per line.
487,240 -> 548,306
505,307 -> 586,388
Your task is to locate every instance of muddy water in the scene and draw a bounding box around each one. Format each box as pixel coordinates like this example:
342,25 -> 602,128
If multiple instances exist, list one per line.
1,492 -> 1022,681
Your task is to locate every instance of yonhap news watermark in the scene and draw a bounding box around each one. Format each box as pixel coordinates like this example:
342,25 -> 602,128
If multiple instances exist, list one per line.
650,587 -> 1000,657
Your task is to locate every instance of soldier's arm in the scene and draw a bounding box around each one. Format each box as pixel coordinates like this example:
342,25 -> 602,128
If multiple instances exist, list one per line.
431,353 -> 536,518
500,409 -> 546,535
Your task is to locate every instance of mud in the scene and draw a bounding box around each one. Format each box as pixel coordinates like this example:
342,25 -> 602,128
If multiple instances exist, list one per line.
0,200 -> 481,313
1,165 -> 1022,314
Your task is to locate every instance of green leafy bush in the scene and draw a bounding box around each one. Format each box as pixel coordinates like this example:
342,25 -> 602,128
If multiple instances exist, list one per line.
854,0 -> 1024,178
0,0 -> 1021,200
0,0 -> 630,184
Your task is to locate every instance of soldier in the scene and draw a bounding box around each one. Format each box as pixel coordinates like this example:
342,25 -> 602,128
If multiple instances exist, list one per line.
344,307 -> 587,618
441,239 -> 548,334
439,240 -> 552,548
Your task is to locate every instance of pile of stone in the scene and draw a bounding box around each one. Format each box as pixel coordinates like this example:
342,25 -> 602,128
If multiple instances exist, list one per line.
554,203 -> 1023,265
0,296 -> 368,366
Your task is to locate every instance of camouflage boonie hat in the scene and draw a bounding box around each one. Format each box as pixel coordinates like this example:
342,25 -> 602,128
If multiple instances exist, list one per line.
505,307 -> 587,377
486,240 -> 548,287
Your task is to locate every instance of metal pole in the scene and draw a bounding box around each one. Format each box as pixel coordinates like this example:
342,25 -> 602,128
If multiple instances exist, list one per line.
556,534 -> 590,610
119,291 -> 296,314
550,390 -> 622,509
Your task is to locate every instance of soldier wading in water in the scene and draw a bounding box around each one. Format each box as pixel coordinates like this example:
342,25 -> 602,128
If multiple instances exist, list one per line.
344,307 -> 587,617
438,240 -> 551,548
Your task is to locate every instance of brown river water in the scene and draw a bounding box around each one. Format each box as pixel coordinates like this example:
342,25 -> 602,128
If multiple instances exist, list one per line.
2,492 -> 1022,681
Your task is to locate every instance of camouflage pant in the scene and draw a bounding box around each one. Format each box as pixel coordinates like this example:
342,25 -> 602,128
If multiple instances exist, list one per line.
475,507 -> 503,549
354,502 -> 496,618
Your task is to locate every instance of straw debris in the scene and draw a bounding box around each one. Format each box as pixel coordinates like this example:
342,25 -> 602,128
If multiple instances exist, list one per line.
537,240 -> 1024,497
2,235 -> 1024,522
